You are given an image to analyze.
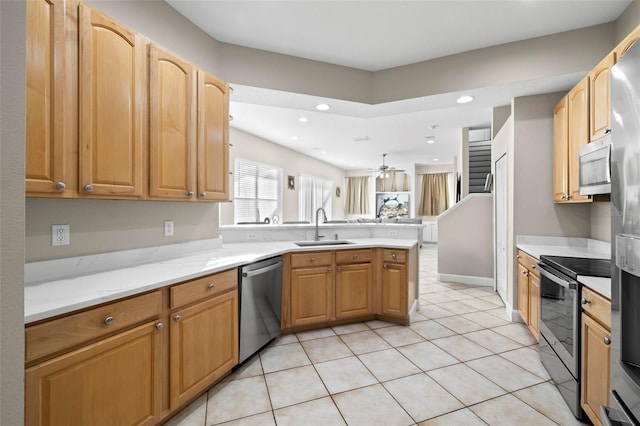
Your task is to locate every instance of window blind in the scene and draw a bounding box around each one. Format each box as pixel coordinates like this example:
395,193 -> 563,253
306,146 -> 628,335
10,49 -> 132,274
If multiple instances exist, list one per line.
234,158 -> 283,223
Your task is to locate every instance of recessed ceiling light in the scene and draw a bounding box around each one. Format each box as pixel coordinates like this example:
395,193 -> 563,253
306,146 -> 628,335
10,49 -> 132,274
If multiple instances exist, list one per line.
456,95 -> 474,104
291,136 -> 298,140
433,158 -> 439,162
316,103 -> 330,111
426,136 -> 435,144
299,117 -> 309,122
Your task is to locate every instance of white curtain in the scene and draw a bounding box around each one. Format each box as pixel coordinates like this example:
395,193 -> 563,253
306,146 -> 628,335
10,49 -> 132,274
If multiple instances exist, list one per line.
299,174 -> 333,223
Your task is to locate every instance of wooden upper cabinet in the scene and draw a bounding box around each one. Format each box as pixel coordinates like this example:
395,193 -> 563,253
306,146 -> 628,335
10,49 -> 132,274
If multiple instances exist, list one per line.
553,96 -> 569,202
615,25 -> 640,61
567,77 -> 591,203
589,53 -> 613,141
26,0 -> 67,195
149,44 -> 197,200
197,71 -> 230,201
78,4 -> 145,197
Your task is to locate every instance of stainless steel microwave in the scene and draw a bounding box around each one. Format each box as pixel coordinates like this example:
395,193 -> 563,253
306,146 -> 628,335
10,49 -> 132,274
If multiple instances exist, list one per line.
579,133 -> 611,195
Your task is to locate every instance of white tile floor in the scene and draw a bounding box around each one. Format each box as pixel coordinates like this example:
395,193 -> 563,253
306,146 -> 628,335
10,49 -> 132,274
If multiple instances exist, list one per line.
164,245 -> 587,426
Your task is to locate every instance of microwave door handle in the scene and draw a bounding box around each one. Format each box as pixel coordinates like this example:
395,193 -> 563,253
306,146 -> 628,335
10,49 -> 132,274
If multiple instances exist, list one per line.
536,263 -> 577,289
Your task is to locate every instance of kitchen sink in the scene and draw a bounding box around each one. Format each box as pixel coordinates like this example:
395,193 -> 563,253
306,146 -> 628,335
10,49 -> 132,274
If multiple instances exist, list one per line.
294,240 -> 354,247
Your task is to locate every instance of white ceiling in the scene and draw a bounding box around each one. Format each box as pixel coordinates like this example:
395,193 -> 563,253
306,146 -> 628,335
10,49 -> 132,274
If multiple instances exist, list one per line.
166,0 -> 631,171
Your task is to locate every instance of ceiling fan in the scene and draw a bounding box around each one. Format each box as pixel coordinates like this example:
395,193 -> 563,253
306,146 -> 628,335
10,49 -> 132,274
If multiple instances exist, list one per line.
368,153 -> 405,177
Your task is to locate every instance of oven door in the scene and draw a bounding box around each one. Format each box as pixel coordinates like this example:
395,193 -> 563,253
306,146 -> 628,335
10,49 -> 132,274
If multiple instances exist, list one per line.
537,262 -> 580,378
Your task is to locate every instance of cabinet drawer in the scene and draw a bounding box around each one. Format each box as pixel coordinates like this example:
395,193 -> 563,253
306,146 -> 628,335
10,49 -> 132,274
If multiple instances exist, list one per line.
382,249 -> 406,264
26,290 -> 162,364
336,249 -> 373,265
517,250 -> 540,277
582,286 -> 611,330
291,252 -> 332,268
171,268 -> 238,309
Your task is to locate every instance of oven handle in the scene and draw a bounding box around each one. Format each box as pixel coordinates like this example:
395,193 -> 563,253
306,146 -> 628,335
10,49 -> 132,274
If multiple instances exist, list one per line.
536,262 -> 578,289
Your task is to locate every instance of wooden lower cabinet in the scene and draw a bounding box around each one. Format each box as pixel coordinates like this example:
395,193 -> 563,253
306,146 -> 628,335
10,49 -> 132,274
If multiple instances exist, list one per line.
290,266 -> 333,327
335,262 -> 373,320
581,287 -> 612,426
170,289 -> 238,409
380,262 -> 407,319
25,320 -> 163,426
516,250 -> 540,341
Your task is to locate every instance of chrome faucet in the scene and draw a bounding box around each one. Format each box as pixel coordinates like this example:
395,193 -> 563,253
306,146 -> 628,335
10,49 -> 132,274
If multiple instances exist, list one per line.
315,207 -> 328,241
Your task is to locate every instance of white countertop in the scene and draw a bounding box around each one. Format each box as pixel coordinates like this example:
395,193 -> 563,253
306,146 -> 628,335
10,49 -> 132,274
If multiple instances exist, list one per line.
24,238 -> 417,324
516,235 -> 612,299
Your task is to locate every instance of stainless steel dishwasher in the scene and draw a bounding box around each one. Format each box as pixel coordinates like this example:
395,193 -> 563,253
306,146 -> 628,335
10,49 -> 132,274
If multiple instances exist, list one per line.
239,256 -> 283,363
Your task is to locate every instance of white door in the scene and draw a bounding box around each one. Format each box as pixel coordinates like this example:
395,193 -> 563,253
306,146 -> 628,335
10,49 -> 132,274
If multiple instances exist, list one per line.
495,154 -> 508,303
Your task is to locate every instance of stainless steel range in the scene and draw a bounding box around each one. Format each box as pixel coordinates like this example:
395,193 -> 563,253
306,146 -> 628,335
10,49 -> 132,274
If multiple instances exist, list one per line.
537,255 -> 611,421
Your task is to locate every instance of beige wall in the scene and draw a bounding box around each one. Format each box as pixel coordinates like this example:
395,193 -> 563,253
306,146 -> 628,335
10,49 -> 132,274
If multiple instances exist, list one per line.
221,128 -> 346,225
492,105 -> 511,139
615,0 -> 640,44
1,1 -> 25,423
591,201 -> 612,243
437,195 -> 494,278
26,199 -> 219,262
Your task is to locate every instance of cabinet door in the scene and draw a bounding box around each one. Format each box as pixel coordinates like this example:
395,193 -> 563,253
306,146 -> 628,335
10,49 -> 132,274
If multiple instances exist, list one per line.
582,313 -> 611,426
26,0 -> 67,195
553,96 -> 569,202
78,4 -> 144,197
380,262 -> 407,319
25,321 -> 163,426
290,266 -> 333,326
335,263 -> 373,320
170,290 -> 238,409
149,44 -> 197,200
615,25 -> 640,60
528,272 -> 540,341
589,53 -> 613,141
567,77 -> 591,203
197,71 -> 230,201
517,264 -> 529,324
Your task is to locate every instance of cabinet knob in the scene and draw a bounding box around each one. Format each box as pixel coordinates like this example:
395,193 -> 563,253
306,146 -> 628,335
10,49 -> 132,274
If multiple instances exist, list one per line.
383,264 -> 388,269
337,266 -> 342,272
531,264 -> 537,270
310,257 -> 315,263
604,336 -> 612,345
187,191 -> 194,197
605,128 -> 611,134
200,192 -> 207,198
155,322 -> 164,331
84,184 -> 94,192
521,270 -> 528,276
55,181 -> 66,191
327,267 -> 332,272
174,315 -> 182,322
517,255 -> 521,259
228,115 -> 234,122
352,255 -> 358,260
581,297 -> 590,305
104,316 -> 114,326
392,253 -> 397,259
207,283 -> 215,291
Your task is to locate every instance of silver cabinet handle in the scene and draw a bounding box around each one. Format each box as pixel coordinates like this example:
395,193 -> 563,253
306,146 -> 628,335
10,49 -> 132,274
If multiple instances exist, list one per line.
337,266 -> 342,272
207,283 -> 215,291
55,181 -> 66,191
174,315 -> 182,322
310,257 -> 315,263
581,297 -> 590,305
84,184 -> 94,192
187,191 -> 194,197
327,268 -> 332,272
155,322 -> 164,331
104,316 -> 114,326
604,336 -> 611,345
521,269 -> 529,276
200,192 -> 207,198
392,253 -> 397,259
383,264 -> 388,269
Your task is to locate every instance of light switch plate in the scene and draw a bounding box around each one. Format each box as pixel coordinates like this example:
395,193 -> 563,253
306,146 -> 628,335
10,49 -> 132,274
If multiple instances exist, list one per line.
164,220 -> 174,237
52,224 -> 70,246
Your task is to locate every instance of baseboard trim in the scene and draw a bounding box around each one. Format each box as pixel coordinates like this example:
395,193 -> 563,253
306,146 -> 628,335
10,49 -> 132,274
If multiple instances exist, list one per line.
409,299 -> 419,319
505,303 -> 524,323
437,273 -> 494,287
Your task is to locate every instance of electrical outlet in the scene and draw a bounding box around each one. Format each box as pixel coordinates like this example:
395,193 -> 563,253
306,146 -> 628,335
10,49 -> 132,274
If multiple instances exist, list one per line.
164,220 -> 174,237
388,229 -> 399,237
247,232 -> 258,240
52,224 -> 70,246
